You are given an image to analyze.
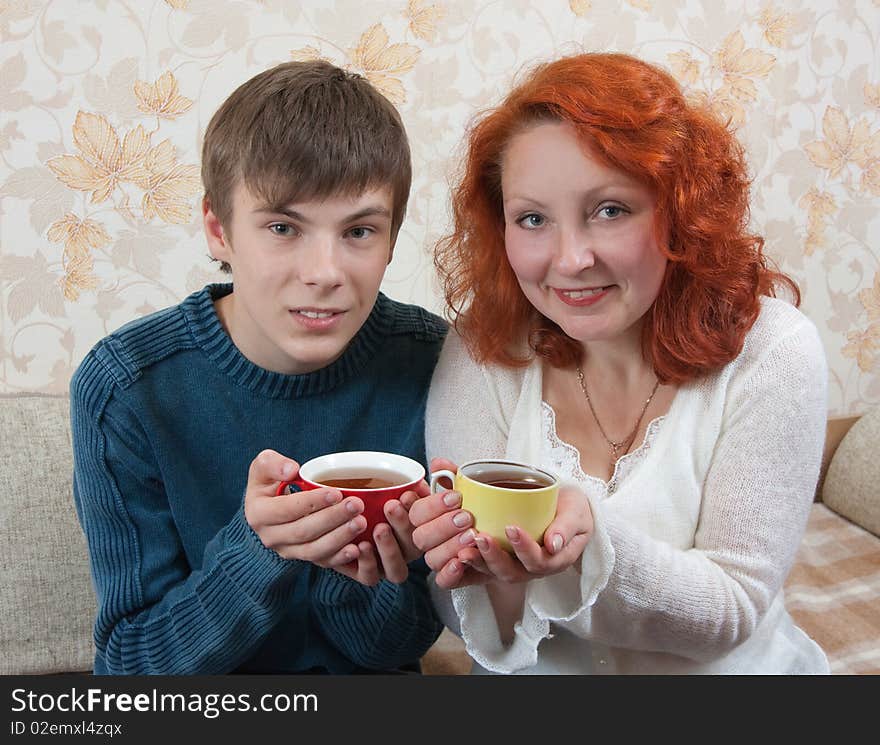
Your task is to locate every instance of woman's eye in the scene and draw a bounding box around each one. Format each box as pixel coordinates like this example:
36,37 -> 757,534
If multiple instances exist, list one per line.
518,213 -> 545,229
269,223 -> 293,236
598,205 -> 625,219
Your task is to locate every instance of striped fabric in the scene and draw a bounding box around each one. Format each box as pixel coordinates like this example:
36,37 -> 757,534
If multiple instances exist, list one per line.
784,503 -> 880,675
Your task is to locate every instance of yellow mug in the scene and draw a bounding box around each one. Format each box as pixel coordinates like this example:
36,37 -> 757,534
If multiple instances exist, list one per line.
429,460 -> 559,551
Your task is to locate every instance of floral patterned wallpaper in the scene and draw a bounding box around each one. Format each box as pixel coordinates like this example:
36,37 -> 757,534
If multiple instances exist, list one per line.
1,0 -> 878,415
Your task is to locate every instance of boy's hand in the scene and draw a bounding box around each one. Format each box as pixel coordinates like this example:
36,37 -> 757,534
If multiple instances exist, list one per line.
331,481 -> 427,586
244,449 -> 364,568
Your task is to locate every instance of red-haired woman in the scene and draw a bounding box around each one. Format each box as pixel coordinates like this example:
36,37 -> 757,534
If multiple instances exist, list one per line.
410,53 -> 829,674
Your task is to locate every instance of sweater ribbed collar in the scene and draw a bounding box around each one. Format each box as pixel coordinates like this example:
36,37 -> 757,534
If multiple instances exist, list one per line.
181,283 -> 395,398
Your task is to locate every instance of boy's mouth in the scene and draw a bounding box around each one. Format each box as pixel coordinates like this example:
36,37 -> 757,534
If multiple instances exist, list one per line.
289,307 -> 347,330
291,307 -> 346,318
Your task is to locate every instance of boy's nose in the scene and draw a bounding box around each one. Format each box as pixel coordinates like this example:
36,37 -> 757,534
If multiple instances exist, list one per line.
299,238 -> 346,288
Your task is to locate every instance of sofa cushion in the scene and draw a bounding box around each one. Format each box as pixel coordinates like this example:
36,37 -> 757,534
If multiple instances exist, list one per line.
822,406 -> 880,537
0,394 -> 95,673
785,503 -> 880,674
421,628 -> 471,675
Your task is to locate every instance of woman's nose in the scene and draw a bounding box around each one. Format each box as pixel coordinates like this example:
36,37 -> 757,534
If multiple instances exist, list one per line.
554,227 -> 596,275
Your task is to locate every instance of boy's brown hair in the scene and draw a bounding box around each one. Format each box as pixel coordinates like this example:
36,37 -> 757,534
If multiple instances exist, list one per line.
201,60 -> 412,272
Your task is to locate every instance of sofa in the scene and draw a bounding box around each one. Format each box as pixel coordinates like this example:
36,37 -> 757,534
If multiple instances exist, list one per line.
1,393 -> 877,675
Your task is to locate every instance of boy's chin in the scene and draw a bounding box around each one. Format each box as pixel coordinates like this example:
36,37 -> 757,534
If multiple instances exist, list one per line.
281,337 -> 354,374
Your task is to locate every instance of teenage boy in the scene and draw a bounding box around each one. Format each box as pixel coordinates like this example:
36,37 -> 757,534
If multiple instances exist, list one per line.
70,61 -> 446,674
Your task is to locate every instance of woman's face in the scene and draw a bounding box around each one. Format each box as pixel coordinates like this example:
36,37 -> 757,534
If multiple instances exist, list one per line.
501,121 -> 667,345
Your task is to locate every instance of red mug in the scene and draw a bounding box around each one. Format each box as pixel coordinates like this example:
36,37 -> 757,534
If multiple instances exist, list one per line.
275,450 -> 425,545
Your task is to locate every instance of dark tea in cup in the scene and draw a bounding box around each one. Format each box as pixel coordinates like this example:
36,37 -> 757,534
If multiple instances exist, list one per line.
313,468 -> 410,490
469,469 -> 555,490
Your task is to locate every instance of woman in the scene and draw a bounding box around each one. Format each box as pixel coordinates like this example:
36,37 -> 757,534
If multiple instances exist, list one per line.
409,53 -> 828,674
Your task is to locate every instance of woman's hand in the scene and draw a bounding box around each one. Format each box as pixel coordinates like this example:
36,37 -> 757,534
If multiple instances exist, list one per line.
410,459 -> 594,589
433,485 -> 593,590
409,458 -> 492,588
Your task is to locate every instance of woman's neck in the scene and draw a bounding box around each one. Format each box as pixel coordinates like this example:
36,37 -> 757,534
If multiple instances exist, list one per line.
576,322 -> 652,387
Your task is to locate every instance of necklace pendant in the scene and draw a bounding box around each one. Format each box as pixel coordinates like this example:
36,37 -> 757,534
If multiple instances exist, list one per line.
576,365 -> 661,496
607,465 -> 618,493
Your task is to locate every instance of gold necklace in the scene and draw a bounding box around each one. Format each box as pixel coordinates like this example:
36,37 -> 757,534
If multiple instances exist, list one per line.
576,365 -> 661,467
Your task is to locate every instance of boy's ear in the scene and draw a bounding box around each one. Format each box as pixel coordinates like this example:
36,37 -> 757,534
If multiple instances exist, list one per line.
203,196 -> 231,264
387,232 -> 398,265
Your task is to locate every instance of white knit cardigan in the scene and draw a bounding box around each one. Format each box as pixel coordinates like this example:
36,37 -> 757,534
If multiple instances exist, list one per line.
425,297 -> 830,674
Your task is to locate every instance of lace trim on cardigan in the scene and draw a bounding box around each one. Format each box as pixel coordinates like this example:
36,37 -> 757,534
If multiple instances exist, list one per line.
540,401 -> 665,495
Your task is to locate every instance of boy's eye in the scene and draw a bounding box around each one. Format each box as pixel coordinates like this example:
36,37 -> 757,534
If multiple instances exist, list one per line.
268,223 -> 294,236
347,226 -> 374,239
517,213 -> 545,229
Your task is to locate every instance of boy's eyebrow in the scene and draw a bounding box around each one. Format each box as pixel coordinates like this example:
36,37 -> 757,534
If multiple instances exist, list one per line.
254,205 -> 392,222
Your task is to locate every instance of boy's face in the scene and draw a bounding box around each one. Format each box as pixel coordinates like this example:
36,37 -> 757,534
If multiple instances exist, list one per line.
203,183 -> 395,375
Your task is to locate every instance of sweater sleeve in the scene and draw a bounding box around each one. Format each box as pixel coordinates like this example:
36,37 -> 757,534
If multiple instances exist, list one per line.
425,333 -> 514,466
310,559 -> 443,670
71,351 -> 304,674
424,333 -> 524,660
504,313 -> 828,670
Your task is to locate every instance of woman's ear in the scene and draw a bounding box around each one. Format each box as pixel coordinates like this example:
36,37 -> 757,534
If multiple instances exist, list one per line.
202,196 -> 231,265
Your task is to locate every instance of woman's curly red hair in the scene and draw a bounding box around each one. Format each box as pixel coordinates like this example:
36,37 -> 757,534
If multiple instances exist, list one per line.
435,53 -> 799,383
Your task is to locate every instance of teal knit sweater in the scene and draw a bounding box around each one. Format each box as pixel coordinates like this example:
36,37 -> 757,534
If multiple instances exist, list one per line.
70,284 -> 446,674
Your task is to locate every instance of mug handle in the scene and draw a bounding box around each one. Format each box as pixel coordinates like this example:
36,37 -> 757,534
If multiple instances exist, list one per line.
429,469 -> 457,494
275,475 -> 309,496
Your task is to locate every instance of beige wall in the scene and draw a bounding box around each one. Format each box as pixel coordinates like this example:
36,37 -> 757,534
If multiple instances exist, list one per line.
1,0 -> 878,415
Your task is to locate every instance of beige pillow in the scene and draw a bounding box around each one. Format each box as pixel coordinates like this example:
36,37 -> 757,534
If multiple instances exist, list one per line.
0,395 -> 95,673
822,406 -> 880,538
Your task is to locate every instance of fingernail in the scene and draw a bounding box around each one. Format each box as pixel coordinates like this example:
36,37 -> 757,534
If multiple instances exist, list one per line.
551,533 -> 563,553
476,536 -> 489,551
452,511 -> 471,528
505,526 -> 520,544
443,491 -> 461,508
459,529 -> 476,545
349,517 -> 365,532
325,491 -> 342,505
460,558 -> 472,566
389,503 -> 404,517
448,560 -> 460,574
345,499 -> 360,514
344,547 -> 358,562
